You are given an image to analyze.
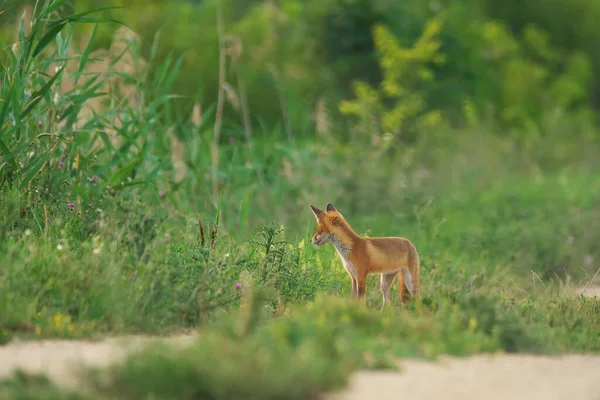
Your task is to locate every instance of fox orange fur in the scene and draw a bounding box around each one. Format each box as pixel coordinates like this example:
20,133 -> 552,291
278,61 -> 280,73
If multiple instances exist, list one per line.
310,203 -> 420,310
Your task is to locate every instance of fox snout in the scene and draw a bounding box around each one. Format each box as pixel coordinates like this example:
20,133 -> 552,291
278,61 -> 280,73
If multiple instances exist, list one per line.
311,233 -> 329,246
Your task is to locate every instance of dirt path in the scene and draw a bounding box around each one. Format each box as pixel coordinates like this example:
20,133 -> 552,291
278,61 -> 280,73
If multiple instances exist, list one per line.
0,333 -> 199,390
326,354 -> 600,400
0,286 -> 598,398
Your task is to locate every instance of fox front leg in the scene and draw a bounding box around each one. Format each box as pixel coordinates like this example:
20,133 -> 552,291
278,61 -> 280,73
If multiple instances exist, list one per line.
356,276 -> 367,304
351,277 -> 358,299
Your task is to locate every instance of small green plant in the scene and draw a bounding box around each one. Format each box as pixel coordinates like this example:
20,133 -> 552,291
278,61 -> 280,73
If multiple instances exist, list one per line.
0,370 -> 93,400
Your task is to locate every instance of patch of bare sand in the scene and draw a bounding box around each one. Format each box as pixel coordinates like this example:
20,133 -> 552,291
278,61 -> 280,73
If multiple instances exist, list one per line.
575,285 -> 600,297
326,354 -> 600,400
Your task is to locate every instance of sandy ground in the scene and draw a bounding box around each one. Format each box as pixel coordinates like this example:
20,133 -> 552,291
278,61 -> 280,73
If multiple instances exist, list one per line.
0,286 -> 598,398
326,354 -> 600,400
0,333 -> 199,390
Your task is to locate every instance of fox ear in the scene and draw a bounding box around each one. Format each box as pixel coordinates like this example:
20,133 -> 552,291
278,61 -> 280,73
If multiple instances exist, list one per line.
326,202 -> 337,212
310,205 -> 324,218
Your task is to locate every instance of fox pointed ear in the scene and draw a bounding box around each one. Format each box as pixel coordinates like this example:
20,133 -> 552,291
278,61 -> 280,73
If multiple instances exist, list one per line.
310,205 -> 324,218
326,202 -> 337,212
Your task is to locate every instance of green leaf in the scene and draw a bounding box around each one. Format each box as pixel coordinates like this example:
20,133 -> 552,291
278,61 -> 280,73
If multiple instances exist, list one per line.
17,10 -> 27,58
107,154 -> 143,186
44,0 -> 72,16
19,152 -> 49,189
78,23 -> 98,73
32,21 -> 68,58
20,64 -> 66,118
111,180 -> 148,192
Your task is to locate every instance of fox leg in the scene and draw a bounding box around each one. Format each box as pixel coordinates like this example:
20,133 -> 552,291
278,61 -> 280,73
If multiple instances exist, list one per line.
380,272 -> 396,312
397,270 -> 407,303
411,266 -> 420,298
397,266 -> 417,304
409,248 -> 421,298
356,274 -> 367,304
350,277 -> 358,299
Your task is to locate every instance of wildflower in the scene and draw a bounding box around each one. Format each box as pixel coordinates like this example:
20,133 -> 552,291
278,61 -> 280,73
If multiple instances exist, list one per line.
88,175 -> 98,183
55,137 -> 59,141
235,283 -> 242,290
158,191 -> 165,197
68,202 -> 75,208
225,253 -> 230,258
270,244 -> 275,250
24,229 -> 31,236
38,120 -> 42,127
37,197 -> 41,202
59,161 -> 64,168
57,244 -> 63,251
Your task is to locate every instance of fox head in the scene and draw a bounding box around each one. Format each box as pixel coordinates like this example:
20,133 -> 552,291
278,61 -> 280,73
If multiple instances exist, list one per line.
310,202 -> 344,246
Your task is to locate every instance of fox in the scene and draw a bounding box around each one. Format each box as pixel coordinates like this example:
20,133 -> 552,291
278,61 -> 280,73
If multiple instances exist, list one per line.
310,202 -> 420,310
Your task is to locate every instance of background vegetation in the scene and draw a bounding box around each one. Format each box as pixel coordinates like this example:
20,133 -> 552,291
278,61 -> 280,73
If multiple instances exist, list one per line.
0,0 -> 599,398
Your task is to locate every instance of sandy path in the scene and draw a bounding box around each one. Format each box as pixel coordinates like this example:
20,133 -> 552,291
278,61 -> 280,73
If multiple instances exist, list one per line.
0,286 -> 598,398
0,334 -> 199,390
326,354 -> 600,400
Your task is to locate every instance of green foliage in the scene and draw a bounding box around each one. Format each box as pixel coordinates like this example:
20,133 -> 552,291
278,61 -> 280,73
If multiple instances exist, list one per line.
339,18 -> 446,144
479,21 -> 594,135
0,0 -> 189,195
5,0 -> 599,142
0,370 -> 92,400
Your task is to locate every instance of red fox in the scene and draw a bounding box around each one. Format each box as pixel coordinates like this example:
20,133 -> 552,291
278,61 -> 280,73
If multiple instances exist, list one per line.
310,203 -> 420,310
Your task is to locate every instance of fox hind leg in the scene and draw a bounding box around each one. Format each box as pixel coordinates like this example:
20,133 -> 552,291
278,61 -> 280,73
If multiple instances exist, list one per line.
400,266 -> 415,297
397,266 -> 416,305
380,272 -> 396,312
397,269 -> 406,303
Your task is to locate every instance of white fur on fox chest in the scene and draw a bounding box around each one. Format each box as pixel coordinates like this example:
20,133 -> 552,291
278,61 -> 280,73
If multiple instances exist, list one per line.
331,236 -> 358,279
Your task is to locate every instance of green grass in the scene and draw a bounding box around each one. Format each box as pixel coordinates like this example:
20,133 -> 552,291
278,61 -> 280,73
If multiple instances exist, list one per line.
1,0 -> 600,398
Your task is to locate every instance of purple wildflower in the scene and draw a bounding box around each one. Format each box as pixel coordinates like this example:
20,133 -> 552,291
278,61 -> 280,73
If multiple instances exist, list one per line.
59,161 -> 64,168
235,283 -> 242,290
158,190 -> 165,197
38,121 -> 42,127
68,202 -> 75,208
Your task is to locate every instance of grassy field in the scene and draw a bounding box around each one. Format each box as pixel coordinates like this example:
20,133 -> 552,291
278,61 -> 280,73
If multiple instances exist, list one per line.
1,1 -> 600,399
